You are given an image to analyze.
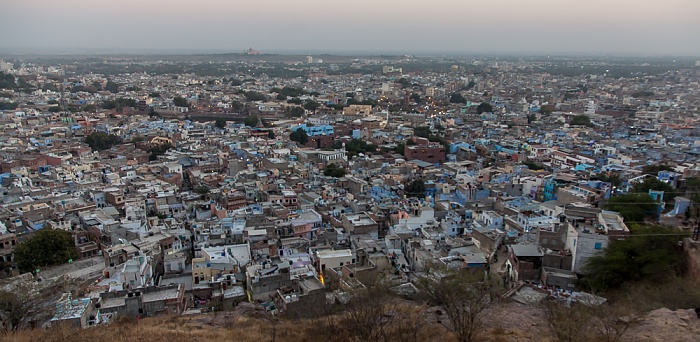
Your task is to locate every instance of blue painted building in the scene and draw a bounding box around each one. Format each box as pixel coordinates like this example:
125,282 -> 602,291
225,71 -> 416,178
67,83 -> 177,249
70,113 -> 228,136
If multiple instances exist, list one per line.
291,124 -> 334,136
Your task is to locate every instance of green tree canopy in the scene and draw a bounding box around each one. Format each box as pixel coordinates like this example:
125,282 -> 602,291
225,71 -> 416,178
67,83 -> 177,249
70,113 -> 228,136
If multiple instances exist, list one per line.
102,98 -> 137,110
324,163 -> 346,178
272,86 -> 307,99
342,139 -> 377,159
214,118 -> 227,129
243,115 -> 259,127
230,100 -> 243,112
290,127 -> 309,145
632,177 -> 675,201
287,106 -> 305,117
413,126 -> 432,138
85,131 -> 122,151
642,164 -> 673,175
0,102 -> 18,110
105,80 -> 119,93
304,100 -> 320,111
148,142 -> 174,161
244,91 -> 266,102
604,193 -> 658,222
449,93 -> 466,104
405,179 -> 426,198
14,229 -> 78,273
476,102 -> 493,114
591,172 -> 623,187
570,114 -> 593,127
539,104 -> 555,115
582,225 -> 688,291
526,113 -> 538,124
173,96 -> 188,107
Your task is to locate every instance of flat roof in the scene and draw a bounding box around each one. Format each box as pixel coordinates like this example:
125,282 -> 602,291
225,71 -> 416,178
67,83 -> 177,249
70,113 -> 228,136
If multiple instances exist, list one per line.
316,249 -> 352,259
511,244 -> 543,257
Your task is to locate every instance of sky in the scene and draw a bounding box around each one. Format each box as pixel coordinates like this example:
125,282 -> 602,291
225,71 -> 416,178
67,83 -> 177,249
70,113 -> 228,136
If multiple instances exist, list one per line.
2,0 -> 700,56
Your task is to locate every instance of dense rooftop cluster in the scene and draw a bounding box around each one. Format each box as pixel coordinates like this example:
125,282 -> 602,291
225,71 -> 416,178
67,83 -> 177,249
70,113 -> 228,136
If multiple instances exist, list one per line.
0,54 -> 699,331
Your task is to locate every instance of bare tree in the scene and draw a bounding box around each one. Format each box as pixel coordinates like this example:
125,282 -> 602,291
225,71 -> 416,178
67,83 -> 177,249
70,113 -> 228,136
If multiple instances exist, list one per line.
542,300 -> 639,342
419,268 -> 496,342
342,286 -> 395,342
590,303 -> 640,342
542,301 -> 594,342
0,275 -> 72,333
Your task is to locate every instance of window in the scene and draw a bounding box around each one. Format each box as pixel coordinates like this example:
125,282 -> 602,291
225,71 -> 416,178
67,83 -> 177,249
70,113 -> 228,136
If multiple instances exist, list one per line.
594,242 -> 602,250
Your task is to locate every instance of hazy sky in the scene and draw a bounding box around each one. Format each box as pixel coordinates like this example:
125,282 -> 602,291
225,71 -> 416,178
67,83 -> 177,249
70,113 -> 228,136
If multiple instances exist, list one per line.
2,0 -> 699,56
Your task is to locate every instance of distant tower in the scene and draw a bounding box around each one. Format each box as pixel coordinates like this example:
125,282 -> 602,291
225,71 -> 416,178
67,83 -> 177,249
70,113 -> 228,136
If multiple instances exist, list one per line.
306,56 -> 313,64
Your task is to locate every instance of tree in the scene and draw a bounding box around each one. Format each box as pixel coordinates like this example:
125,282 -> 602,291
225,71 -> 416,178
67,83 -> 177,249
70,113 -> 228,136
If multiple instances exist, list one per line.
14,229 -> 78,273
604,193 -> 658,222
413,126 -> 432,138
581,225 -> 688,291
149,92 -> 161,98
393,143 -> 405,155
476,102 -> 493,114
290,128 -> 309,145
343,139 -> 377,159
527,113 -> 538,124
641,164 -> 673,175
397,78 -> 410,88
105,80 -> 119,93
419,269 -> 496,342
341,286 -> 395,341
148,107 -> 160,118
539,104 -> 555,115
410,93 -> 421,103
405,179 -> 426,198
0,279 -> 65,332
173,96 -> 188,107
570,114 -> 593,127
288,106 -> 305,117
542,301 -> 638,342
324,163 -> 346,178
84,131 -> 122,151
230,100 -> 243,112
243,115 -> 259,127
0,102 -> 18,110
522,161 -> 544,171
148,143 -> 174,161
450,93 -> 466,104
102,98 -> 136,111
304,100 -> 320,111
194,186 -> 210,197
287,97 -> 303,105
214,118 -> 227,129
465,80 -> 476,90
542,302 -> 592,342
632,177 -> 675,202
592,172 -> 623,187
244,91 -> 266,101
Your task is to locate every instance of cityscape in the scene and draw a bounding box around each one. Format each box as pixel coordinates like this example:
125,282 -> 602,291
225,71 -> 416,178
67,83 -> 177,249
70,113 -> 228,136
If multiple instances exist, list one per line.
2,1 -> 700,342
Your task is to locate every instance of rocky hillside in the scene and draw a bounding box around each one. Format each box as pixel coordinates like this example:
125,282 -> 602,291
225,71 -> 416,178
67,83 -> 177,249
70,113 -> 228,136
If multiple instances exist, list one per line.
4,301 -> 700,342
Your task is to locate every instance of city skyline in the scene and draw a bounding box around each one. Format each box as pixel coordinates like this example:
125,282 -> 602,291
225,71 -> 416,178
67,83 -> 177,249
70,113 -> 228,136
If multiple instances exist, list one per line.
2,0 -> 700,56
